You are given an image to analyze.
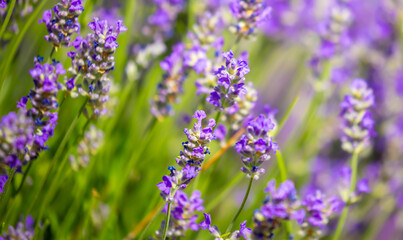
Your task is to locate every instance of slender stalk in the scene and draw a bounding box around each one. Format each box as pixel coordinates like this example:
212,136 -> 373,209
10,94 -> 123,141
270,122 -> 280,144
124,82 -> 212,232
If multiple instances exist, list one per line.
162,201 -> 173,240
0,0 -> 16,41
213,111 -> 221,130
14,161 -> 33,195
225,176 -> 254,233
0,167 -> 16,208
275,150 -> 287,183
332,151 -> 359,240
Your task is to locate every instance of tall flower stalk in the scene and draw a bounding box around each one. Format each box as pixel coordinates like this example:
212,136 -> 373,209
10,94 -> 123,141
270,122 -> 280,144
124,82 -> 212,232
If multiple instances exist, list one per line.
332,79 -> 375,240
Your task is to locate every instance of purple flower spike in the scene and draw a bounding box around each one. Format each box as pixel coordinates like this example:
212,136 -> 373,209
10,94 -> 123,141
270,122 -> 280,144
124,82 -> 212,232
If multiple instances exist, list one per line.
229,0 -> 272,39
176,110 -> 215,167
155,190 -> 204,238
235,114 -> 278,179
299,190 -> 344,238
0,175 -> 8,193
340,79 -> 375,153
252,179 -> 303,238
207,50 -> 250,111
0,0 -> 6,8
1,215 -> 36,239
40,0 -> 84,48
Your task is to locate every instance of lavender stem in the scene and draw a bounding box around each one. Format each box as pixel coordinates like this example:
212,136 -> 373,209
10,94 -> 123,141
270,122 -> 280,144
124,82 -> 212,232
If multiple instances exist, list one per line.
332,151 -> 359,240
225,176 -> 253,233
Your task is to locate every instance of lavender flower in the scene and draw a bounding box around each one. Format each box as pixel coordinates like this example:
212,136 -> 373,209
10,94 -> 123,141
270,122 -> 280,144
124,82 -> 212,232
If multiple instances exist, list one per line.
1,215 -> 35,240
340,79 -> 375,153
68,17 -> 127,80
207,50 -> 250,110
69,125 -> 104,171
0,175 -> 8,193
158,110 -> 215,202
176,110 -> 216,167
67,18 -> 126,119
150,43 -> 186,118
229,0 -> 272,39
143,0 -> 185,39
252,180 -> 304,239
310,1 -> 352,75
17,58 -> 65,160
199,213 -> 251,240
155,190 -> 204,239
0,0 -> 6,8
299,191 -> 344,239
39,0 -> 84,48
235,114 -> 278,179
0,111 -> 34,168
188,11 -> 225,47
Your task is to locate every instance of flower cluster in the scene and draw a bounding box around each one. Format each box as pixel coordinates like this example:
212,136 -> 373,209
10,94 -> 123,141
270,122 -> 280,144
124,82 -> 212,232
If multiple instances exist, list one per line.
188,11 -> 225,48
340,79 -> 375,154
299,191 -> 343,239
68,17 -> 127,80
252,180 -> 304,239
68,18 -> 126,119
235,114 -> 278,179
176,110 -> 215,167
17,58 -> 65,160
310,1 -> 352,75
200,213 -> 251,240
207,50 -> 250,110
229,0 -> 271,39
1,215 -> 35,240
157,110 -> 215,202
0,111 -> 34,169
0,0 -> 6,8
39,0 -> 84,48
154,190 -> 204,239
144,0 -> 185,39
151,43 -> 187,118
69,125 -> 104,171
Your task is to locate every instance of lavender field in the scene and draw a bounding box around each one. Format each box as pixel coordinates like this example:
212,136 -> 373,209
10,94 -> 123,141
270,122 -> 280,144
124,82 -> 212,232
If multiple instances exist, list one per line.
0,0 -> 402,239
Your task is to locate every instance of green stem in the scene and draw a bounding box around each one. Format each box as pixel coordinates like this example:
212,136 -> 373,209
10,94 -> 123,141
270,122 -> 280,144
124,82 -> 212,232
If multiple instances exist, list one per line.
332,151 -> 359,240
14,161 -> 33,195
275,150 -> 287,184
162,201 -> 173,240
213,111 -> 221,130
0,168 -> 16,208
225,176 -> 253,233
0,0 -> 16,41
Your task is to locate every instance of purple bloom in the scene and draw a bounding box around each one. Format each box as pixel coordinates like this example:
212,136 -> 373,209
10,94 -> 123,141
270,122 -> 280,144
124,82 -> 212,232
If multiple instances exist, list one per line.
0,1 -> 6,8
229,0 -> 272,38
0,111 -> 35,168
40,0 -> 84,48
207,50 -> 250,111
1,215 -> 36,239
340,79 -> 375,153
156,190 -> 204,238
68,18 -> 126,119
176,110 -> 215,167
151,43 -> 186,118
253,179 -> 303,238
0,175 -> 7,193
235,114 -> 278,179
145,0 -> 184,38
299,190 -> 344,238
